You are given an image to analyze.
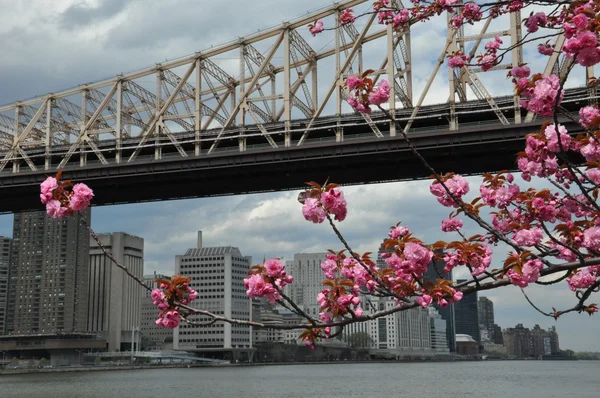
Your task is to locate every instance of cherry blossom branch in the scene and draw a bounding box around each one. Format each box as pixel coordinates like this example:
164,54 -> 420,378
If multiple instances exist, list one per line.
552,63 -> 600,213
274,285 -> 319,326
81,217 -> 151,292
178,257 -> 600,330
376,105 -> 552,267
324,213 -> 406,301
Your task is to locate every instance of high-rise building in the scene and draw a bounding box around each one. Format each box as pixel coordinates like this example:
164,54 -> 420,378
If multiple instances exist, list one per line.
454,279 -> 481,346
284,252 -> 328,317
429,307 -> 449,353
503,324 -> 559,358
491,323 -> 504,345
531,324 -> 552,357
478,297 -> 494,331
173,231 -> 253,360
0,236 -> 11,335
376,243 -> 456,352
503,324 -> 533,358
6,210 -> 90,335
141,272 -> 173,350
345,296 -> 432,356
424,257 -> 456,352
88,232 -> 144,352
548,326 -> 560,354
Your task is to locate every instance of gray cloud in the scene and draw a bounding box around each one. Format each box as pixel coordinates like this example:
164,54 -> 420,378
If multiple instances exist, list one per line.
60,0 -> 133,29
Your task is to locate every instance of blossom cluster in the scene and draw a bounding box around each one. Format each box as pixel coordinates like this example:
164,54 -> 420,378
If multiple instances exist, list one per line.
429,174 -> 470,208
244,259 -> 293,304
40,172 -> 94,218
301,181 -> 348,223
345,73 -> 390,114
561,2 -> 600,67
515,73 -> 564,118
151,276 -> 199,329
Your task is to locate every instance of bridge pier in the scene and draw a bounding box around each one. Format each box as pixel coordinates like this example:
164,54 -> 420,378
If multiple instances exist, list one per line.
336,126 -> 343,142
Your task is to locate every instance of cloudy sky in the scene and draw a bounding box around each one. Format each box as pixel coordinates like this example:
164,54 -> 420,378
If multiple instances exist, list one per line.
0,0 -> 597,351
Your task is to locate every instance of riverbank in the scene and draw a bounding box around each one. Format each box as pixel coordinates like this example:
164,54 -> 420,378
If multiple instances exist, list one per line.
0,357 -> 556,376
0,359 -> 472,376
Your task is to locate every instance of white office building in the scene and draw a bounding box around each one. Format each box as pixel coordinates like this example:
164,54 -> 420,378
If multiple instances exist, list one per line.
284,252 -> 329,317
88,232 -> 144,352
345,296 -> 433,357
173,231 -> 253,360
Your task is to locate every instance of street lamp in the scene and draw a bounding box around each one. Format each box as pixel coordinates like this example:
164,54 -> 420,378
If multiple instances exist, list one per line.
0,350 -> 6,368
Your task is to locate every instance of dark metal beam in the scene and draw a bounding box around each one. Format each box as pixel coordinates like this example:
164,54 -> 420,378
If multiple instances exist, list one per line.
0,119 -> 582,214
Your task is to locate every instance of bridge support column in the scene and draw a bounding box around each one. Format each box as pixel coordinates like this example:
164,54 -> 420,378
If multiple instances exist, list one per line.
510,10 -> 523,124
116,80 -> 123,163
80,146 -> 87,167
336,127 -> 343,142
45,99 -> 52,170
386,23 -> 396,137
587,66 -> 597,105
195,58 -> 202,156
239,138 -> 246,152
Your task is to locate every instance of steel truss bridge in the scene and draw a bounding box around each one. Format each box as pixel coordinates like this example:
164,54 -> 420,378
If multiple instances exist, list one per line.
0,0 -> 596,212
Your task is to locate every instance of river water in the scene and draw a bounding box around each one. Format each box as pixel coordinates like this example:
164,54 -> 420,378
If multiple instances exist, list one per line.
1,361 -> 598,398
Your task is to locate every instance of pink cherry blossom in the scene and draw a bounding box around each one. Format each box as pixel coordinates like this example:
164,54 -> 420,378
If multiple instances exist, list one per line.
520,74 -> 563,117
579,106 -> 600,129
40,177 -> 58,204
320,258 -> 338,279
462,3 -> 482,24
522,259 -> 543,283
416,294 -> 432,308
586,169 -> 600,185
302,198 -> 326,224
403,242 -> 433,273
441,218 -> 463,232
448,54 -> 468,68
244,274 -> 280,303
430,175 -> 470,207
525,12 -> 547,33
309,20 -> 324,36
567,269 -> 597,291
156,311 -> 180,329
389,225 -> 409,239
46,200 -> 68,219
583,227 -> 600,252
368,80 -> 390,106
346,75 -> 362,90
321,188 -> 348,222
265,258 -> 285,277
538,43 -> 554,56
507,269 -> 529,287
339,8 -> 356,26
544,123 -> 571,153
485,37 -> 502,51
69,183 -> 94,212
511,65 -> 530,79
393,9 -> 409,29
572,13 -> 589,30
580,138 -> 600,161
478,55 -> 496,72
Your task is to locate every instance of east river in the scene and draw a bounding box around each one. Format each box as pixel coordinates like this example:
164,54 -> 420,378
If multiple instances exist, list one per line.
1,361 -> 598,397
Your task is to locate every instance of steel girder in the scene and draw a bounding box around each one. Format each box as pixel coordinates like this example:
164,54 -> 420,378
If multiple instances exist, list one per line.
0,0 -> 593,174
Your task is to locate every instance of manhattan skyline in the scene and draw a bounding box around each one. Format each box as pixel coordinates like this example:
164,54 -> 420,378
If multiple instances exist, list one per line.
0,0 -> 597,352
